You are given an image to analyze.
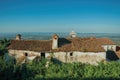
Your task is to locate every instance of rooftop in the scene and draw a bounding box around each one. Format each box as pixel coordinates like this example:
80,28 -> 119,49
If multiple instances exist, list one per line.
8,36 -> 115,52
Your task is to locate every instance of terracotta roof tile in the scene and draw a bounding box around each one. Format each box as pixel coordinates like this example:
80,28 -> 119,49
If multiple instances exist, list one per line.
97,38 -> 115,45
8,40 -> 52,52
8,37 -> 115,52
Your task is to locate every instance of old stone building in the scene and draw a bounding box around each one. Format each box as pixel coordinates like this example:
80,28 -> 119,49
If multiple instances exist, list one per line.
7,32 -> 119,64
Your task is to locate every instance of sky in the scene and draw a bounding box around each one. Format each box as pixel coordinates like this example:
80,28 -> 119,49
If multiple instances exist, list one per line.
0,0 -> 120,33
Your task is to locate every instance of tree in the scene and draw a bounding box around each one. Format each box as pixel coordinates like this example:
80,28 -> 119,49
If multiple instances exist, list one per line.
0,38 -> 10,56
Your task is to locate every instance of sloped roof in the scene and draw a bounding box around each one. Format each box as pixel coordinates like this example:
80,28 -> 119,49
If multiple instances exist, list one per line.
96,38 -> 115,45
8,40 -> 52,52
72,38 -> 105,52
8,37 -> 115,52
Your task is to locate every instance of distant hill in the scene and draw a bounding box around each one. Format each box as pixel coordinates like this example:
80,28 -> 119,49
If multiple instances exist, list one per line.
0,32 -> 120,45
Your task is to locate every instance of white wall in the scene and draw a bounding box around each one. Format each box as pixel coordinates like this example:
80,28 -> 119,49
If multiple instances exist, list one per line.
54,52 -> 67,62
53,51 -> 106,65
102,45 -> 116,51
9,49 -> 40,57
8,49 -> 107,65
8,49 -> 52,63
8,49 -> 41,63
73,52 -> 106,60
45,53 -> 50,58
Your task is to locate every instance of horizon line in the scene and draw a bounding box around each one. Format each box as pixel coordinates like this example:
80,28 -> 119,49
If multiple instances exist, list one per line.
0,32 -> 120,34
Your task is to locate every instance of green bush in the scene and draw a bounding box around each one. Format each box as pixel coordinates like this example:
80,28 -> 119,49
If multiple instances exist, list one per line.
0,57 -> 120,80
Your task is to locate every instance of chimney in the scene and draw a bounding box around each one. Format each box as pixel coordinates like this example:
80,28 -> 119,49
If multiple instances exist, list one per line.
52,34 -> 58,49
16,34 -> 21,40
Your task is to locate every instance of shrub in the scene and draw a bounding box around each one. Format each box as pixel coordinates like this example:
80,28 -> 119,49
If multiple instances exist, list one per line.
0,57 -> 120,80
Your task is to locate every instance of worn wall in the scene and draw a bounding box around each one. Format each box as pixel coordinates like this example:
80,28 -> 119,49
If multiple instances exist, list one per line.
8,49 -> 106,65
53,52 -> 106,65
71,52 -> 106,64
54,52 -> 67,62
9,49 -> 40,57
8,49 -> 41,63
8,49 -> 52,63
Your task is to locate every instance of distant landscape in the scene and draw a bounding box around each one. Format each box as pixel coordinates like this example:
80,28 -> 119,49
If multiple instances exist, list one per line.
0,32 -> 120,45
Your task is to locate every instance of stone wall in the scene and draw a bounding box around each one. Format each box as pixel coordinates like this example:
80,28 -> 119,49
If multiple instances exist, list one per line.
9,49 -> 40,56
54,52 -> 67,63
53,52 -> 106,65
8,49 -> 41,63
8,49 -> 106,65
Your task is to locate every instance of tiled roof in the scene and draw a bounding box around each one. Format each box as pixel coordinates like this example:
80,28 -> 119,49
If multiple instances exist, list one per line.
8,37 -> 115,52
8,40 -> 52,52
96,38 -> 115,45
72,38 -> 105,52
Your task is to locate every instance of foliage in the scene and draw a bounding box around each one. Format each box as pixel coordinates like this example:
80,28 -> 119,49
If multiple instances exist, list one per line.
0,57 -> 120,80
0,38 -> 10,56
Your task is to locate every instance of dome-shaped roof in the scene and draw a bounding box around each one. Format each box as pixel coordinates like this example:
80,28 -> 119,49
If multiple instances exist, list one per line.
70,30 -> 76,35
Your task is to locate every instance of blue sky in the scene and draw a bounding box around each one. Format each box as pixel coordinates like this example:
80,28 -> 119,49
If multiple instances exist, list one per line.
0,0 -> 120,33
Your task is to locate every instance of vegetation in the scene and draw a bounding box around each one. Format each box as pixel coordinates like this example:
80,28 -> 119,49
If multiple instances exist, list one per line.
0,38 -> 10,56
0,38 -> 120,80
0,57 -> 120,80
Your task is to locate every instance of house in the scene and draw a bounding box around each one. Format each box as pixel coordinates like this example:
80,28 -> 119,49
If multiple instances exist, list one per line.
7,32 -> 119,64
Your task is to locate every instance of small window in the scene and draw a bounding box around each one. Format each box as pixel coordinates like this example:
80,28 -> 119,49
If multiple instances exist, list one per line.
25,53 -> 28,56
70,53 -> 73,56
41,52 -> 45,58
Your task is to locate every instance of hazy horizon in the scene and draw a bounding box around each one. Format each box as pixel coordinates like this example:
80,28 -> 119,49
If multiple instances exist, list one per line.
1,32 -> 120,34
0,32 -> 120,45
